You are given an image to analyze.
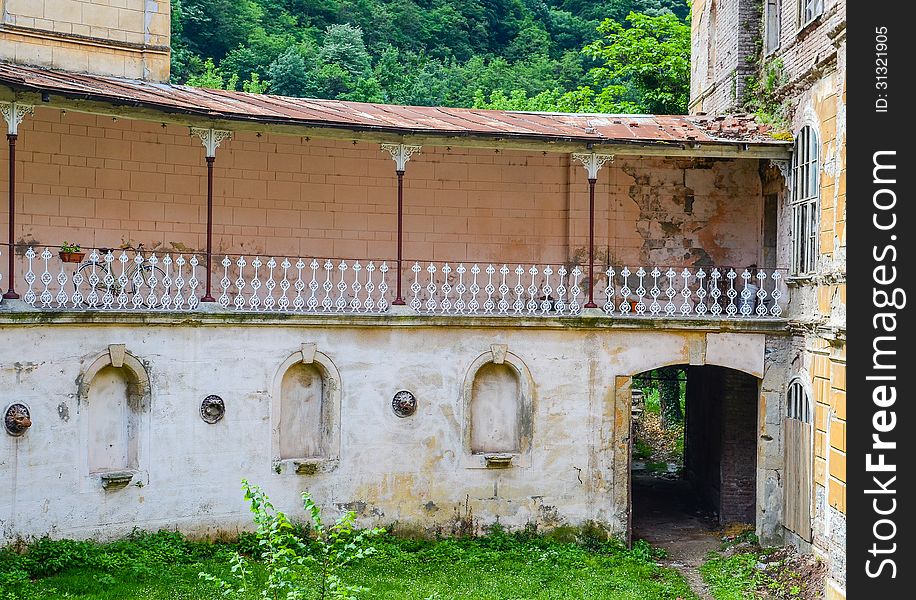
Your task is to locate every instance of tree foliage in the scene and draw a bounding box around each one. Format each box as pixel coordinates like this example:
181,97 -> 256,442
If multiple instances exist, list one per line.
171,0 -> 690,114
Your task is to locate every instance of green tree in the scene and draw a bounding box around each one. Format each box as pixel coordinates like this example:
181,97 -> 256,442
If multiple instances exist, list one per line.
267,46 -> 314,97
656,366 -> 684,428
177,0 -> 262,61
318,24 -> 372,81
184,58 -> 238,90
584,11 -> 690,114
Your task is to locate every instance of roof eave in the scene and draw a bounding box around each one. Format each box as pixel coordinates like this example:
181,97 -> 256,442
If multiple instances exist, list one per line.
0,83 -> 793,160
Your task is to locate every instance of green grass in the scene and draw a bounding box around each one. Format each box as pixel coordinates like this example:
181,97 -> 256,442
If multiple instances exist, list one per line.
1,531 -> 697,600
700,551 -> 760,600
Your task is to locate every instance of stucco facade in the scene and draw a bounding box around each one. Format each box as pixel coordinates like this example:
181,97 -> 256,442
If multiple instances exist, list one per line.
0,314 -> 787,543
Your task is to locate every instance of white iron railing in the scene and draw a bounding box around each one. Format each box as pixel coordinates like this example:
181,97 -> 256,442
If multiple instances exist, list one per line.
214,254 -> 392,313
599,265 -> 785,318
407,261 -> 584,316
0,246 -> 787,318
15,247 -> 203,310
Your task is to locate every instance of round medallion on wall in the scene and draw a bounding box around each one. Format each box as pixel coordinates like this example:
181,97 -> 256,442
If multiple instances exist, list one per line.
391,390 -> 417,418
4,403 -> 32,436
200,395 -> 225,424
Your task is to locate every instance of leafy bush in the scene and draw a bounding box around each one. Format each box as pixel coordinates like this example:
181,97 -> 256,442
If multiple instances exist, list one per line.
200,480 -> 383,600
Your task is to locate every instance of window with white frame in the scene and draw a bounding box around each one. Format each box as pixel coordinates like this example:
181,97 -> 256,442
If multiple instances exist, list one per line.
797,0 -> 823,29
791,126 -> 819,275
787,379 -> 811,423
764,0 -> 781,54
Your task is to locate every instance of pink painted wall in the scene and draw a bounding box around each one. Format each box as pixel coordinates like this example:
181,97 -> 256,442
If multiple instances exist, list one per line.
0,108 -> 764,271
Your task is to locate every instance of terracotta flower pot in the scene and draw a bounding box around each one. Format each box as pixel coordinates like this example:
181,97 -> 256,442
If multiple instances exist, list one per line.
59,251 -> 86,263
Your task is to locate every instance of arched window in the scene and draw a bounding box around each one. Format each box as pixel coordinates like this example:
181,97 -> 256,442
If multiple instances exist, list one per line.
786,378 -> 811,423
791,125 -> 819,275
784,377 -> 813,539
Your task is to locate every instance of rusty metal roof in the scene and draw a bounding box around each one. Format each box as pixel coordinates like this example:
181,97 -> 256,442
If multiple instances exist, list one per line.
0,63 -> 785,148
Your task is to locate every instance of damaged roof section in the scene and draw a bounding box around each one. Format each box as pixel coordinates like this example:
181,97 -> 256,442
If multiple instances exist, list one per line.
0,62 -> 789,155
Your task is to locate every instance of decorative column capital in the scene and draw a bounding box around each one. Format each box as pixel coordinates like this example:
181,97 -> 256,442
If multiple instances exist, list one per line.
572,152 -> 614,180
0,101 -> 34,136
191,127 -> 232,158
381,143 -> 421,172
769,158 -> 791,182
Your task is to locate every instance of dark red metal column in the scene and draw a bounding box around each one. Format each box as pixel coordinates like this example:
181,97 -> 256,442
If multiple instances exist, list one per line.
585,176 -> 598,308
201,155 -> 216,302
3,133 -> 18,299
393,169 -> 406,305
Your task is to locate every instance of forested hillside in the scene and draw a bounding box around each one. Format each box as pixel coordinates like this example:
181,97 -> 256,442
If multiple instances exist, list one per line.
170,0 -> 690,114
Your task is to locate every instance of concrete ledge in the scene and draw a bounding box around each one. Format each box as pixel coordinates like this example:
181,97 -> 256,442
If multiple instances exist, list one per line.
0,303 -> 791,333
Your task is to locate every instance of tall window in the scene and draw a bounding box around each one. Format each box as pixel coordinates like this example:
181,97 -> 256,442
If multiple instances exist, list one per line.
791,126 -> 819,275
797,0 -> 824,29
786,379 -> 811,422
764,0 -> 781,54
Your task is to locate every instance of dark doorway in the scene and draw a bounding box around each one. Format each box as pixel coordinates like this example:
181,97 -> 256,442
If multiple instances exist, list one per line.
631,365 -> 760,542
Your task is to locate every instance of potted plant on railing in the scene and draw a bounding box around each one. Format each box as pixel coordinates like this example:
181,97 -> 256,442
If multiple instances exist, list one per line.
58,242 -> 85,263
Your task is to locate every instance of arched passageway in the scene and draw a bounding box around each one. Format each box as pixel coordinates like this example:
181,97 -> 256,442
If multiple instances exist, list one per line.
630,364 -> 760,544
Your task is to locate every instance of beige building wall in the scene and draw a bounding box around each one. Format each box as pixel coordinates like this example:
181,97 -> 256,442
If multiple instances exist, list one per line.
0,108 -> 767,273
0,0 -> 170,81
793,47 -> 847,600
0,315 -> 787,543
689,1 -> 847,597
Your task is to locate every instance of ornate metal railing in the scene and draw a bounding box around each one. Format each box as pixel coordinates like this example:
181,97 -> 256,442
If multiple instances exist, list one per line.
0,246 -> 788,319
407,261 -> 583,316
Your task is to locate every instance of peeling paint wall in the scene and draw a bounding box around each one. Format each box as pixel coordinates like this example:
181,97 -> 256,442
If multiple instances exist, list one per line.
782,21 -> 847,600
0,317 -> 785,542
690,0 -> 847,596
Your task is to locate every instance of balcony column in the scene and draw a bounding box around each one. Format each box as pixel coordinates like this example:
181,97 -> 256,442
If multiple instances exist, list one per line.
0,101 -> 34,300
191,128 -> 232,303
571,152 -> 614,308
381,143 -> 421,306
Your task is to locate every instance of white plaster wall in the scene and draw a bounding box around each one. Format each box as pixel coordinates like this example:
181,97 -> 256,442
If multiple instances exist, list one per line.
0,319 -> 782,542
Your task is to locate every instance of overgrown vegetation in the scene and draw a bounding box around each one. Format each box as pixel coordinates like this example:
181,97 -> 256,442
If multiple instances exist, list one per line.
700,528 -> 826,600
633,369 -> 686,472
741,57 -> 792,134
0,530 -> 697,599
1,494 -> 697,599
170,0 -> 692,114
200,480 -> 384,600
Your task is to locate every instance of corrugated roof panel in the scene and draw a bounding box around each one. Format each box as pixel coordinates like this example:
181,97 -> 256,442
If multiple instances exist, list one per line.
0,63 -> 784,146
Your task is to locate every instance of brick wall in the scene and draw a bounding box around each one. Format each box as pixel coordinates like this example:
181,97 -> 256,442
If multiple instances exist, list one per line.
685,365 -> 758,525
689,0 -> 761,114
0,107 -> 767,271
719,368 -> 759,524
0,0 -> 170,81
770,0 -> 846,88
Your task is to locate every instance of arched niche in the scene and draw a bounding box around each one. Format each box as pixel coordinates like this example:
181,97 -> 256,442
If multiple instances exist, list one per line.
271,343 -> 341,474
461,345 -> 534,468
77,345 -> 151,489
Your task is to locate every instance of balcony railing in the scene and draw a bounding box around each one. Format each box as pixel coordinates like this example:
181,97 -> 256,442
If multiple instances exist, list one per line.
0,246 -> 788,319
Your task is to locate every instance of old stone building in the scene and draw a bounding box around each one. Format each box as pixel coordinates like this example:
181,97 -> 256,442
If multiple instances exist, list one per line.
0,0 -> 831,589
690,0 -> 847,598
